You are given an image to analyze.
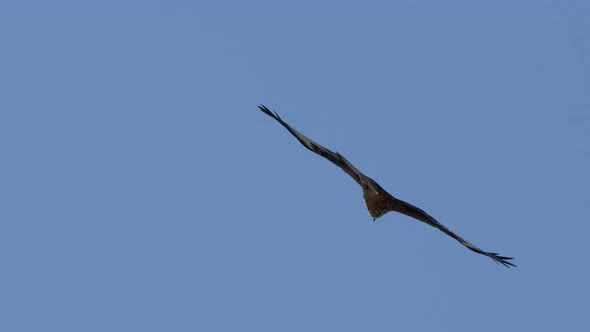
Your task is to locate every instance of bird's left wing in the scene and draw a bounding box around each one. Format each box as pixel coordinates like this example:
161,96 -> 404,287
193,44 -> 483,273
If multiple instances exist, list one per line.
394,199 -> 516,268
258,105 -> 370,189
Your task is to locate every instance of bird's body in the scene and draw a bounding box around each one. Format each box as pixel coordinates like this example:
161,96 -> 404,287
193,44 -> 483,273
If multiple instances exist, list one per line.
363,184 -> 397,220
258,105 -> 515,268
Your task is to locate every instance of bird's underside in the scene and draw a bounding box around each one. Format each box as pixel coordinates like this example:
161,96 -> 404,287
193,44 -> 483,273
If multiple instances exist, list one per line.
258,105 -> 515,268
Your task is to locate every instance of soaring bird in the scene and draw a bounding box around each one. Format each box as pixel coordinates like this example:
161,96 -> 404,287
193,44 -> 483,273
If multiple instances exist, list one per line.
258,105 -> 515,268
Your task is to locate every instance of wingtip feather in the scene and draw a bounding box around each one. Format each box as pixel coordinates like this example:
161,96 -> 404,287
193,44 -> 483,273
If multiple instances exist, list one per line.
258,104 -> 282,120
489,253 -> 516,268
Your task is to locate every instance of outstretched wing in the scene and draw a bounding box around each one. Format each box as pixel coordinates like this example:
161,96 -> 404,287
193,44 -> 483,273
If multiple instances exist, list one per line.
393,199 -> 516,267
258,105 -> 373,190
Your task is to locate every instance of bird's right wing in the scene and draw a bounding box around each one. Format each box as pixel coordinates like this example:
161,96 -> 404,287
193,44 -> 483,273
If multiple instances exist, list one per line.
394,199 -> 516,268
258,105 -> 373,190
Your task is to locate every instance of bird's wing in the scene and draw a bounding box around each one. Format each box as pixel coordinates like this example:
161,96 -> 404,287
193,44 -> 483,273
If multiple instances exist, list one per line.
393,199 -> 516,267
258,105 -> 373,190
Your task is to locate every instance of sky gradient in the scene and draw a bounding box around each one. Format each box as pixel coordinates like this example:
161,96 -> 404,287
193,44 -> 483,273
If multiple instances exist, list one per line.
1,2 -> 589,331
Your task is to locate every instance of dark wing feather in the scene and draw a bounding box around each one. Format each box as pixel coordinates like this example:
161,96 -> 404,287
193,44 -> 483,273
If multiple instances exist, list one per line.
258,105 -> 369,188
394,199 -> 516,267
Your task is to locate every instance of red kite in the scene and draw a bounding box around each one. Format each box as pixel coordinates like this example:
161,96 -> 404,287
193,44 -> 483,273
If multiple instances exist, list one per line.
258,105 -> 515,268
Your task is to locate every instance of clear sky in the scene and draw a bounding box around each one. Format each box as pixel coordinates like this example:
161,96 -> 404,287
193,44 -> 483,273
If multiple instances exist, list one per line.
1,1 -> 589,331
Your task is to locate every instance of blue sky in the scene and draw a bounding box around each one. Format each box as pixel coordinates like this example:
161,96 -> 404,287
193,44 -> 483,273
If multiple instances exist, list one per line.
1,2 -> 589,331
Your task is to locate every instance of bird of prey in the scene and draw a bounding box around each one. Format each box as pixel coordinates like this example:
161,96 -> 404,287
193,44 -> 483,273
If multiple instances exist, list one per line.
258,105 -> 515,268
